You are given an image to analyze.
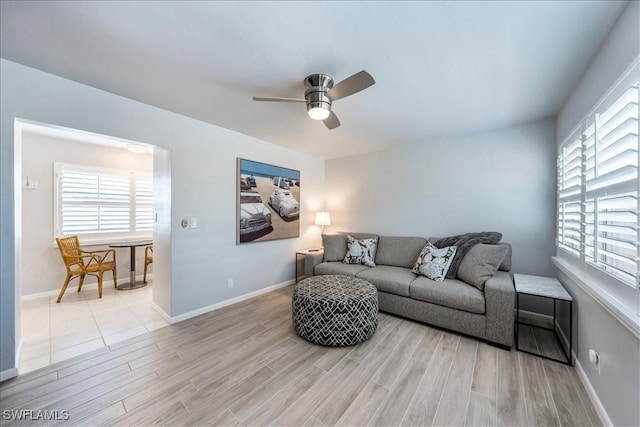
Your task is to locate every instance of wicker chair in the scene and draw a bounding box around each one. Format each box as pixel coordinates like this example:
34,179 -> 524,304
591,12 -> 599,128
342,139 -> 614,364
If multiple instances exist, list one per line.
55,236 -> 117,303
143,245 -> 153,284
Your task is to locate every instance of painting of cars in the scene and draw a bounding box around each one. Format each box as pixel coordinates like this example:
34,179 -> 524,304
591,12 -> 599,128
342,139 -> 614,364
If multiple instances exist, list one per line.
237,158 -> 300,244
239,191 -> 272,239
269,189 -> 299,219
240,178 -> 251,191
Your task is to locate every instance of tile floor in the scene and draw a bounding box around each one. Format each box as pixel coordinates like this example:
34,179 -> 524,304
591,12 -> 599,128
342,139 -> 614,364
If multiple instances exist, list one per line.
19,284 -> 169,374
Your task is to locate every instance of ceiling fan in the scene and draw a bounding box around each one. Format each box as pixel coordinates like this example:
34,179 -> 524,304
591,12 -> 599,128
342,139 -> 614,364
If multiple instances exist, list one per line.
252,70 -> 375,130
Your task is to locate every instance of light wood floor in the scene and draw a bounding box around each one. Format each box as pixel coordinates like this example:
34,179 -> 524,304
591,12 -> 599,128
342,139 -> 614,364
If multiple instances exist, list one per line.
0,286 -> 601,426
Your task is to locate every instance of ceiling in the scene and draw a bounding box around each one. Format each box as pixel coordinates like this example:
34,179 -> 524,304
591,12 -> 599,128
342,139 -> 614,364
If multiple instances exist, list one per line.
0,1 -> 628,159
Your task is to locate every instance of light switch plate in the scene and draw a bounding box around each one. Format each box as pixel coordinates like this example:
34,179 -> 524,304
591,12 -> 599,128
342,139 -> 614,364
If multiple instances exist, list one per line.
23,178 -> 38,189
191,218 -> 198,228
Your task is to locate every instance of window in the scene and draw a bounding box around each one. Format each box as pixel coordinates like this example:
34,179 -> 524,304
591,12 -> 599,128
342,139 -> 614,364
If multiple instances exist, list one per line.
557,63 -> 639,289
55,163 -> 153,243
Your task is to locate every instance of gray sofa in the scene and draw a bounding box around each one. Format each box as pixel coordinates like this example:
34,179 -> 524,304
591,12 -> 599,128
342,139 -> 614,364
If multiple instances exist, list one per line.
304,233 -> 515,348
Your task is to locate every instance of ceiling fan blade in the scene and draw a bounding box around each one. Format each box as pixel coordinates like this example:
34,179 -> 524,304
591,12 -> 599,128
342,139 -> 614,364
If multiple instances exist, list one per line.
327,70 -> 375,101
252,96 -> 306,103
323,110 -> 341,130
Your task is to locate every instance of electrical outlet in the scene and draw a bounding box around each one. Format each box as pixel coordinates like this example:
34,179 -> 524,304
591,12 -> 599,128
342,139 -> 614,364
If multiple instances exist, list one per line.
227,278 -> 234,288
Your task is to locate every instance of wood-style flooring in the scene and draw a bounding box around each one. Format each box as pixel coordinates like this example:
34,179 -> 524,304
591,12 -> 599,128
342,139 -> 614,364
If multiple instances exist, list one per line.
0,286 -> 601,426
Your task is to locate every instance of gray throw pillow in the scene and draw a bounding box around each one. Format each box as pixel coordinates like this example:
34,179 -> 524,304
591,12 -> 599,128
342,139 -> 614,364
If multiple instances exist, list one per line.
457,244 -> 508,290
322,234 -> 348,262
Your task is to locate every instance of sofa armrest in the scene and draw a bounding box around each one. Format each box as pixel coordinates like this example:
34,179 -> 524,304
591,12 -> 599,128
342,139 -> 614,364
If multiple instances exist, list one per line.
304,252 -> 324,278
484,271 -> 515,347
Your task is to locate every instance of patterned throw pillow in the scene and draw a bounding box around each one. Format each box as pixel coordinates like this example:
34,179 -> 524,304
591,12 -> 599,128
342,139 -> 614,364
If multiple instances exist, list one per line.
412,242 -> 457,281
343,235 -> 378,267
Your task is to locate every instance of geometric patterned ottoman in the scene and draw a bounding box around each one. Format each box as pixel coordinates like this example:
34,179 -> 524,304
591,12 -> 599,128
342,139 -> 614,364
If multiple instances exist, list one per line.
292,275 -> 378,346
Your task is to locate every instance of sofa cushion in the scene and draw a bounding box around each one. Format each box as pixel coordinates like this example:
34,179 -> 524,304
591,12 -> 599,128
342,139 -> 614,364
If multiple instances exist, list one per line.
356,265 -> 417,297
411,243 -> 457,281
498,243 -> 512,271
343,235 -> 378,267
314,262 -> 369,276
410,276 -> 485,314
375,236 -> 428,268
322,234 -> 348,262
457,244 -> 508,290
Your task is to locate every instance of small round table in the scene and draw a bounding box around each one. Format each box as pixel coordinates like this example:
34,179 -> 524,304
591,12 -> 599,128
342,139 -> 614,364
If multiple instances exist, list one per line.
292,275 -> 378,346
109,241 -> 152,290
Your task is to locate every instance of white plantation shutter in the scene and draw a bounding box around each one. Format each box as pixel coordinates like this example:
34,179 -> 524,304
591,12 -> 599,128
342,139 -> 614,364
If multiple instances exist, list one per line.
583,83 -> 639,285
558,134 -> 583,256
56,164 -> 153,242
135,175 -> 154,232
557,66 -> 639,288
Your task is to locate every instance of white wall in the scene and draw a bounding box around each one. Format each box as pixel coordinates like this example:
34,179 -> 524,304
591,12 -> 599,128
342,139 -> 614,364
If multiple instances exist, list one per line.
21,132 -> 153,296
558,0 -> 639,140
0,59 -> 325,375
555,2 -> 640,426
325,118 -> 557,277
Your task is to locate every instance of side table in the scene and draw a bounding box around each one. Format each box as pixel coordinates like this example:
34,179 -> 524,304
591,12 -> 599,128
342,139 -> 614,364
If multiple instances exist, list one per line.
109,241 -> 153,290
295,248 -> 322,283
514,273 -> 573,366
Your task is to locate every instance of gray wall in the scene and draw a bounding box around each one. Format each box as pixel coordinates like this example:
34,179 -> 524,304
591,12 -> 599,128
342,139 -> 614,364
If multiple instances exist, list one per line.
325,118 -> 557,277
557,0 -> 640,140
21,132 -> 153,296
0,59 -> 325,375
555,2 -> 640,426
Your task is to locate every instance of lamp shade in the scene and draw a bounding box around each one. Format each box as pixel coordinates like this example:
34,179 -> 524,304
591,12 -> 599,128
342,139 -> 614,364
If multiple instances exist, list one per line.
315,211 -> 331,226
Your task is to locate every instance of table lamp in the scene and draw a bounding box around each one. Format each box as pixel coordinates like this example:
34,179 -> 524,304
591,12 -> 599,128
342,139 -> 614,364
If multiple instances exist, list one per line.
315,211 -> 331,235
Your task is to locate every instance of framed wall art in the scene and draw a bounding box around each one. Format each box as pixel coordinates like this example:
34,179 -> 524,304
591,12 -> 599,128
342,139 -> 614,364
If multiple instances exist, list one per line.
236,158 -> 300,244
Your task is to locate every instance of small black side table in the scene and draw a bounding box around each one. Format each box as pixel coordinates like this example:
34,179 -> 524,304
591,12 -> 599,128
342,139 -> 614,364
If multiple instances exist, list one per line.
514,273 -> 573,365
295,248 -> 322,283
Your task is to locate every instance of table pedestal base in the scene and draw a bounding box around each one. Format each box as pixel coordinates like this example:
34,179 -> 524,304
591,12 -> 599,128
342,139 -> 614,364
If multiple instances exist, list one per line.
117,281 -> 148,291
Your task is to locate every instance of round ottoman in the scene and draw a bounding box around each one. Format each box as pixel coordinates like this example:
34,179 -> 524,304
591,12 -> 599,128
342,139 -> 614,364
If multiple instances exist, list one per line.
292,275 -> 378,346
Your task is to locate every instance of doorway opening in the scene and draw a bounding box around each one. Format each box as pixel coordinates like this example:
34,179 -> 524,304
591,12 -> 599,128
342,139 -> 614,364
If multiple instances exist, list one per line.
14,119 -> 172,374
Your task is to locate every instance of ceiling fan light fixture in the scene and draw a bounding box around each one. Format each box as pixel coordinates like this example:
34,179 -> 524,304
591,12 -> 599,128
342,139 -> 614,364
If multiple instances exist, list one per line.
252,70 -> 375,130
307,105 -> 330,120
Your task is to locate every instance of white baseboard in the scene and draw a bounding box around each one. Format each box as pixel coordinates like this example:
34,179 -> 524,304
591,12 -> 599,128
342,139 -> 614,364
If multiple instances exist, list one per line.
153,279 -> 295,324
15,339 -> 24,372
150,302 -> 172,323
575,358 -> 613,427
517,309 -> 553,326
0,367 -> 18,382
21,274 -> 150,301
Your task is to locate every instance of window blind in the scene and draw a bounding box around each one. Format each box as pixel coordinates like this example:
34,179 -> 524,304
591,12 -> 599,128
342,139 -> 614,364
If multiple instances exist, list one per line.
558,135 -> 583,256
56,164 -> 152,241
135,175 -> 154,232
557,72 -> 639,288
584,84 -> 639,285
